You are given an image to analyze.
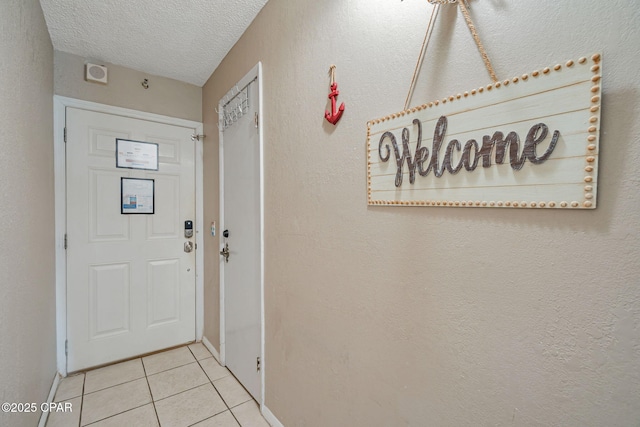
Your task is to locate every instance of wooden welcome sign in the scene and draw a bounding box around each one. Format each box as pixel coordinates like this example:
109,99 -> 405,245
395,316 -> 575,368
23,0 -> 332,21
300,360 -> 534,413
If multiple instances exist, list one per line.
366,54 -> 602,209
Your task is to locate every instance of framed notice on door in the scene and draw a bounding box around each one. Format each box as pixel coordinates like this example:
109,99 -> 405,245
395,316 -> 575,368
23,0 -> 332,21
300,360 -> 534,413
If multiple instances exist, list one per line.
121,177 -> 155,214
116,139 -> 159,171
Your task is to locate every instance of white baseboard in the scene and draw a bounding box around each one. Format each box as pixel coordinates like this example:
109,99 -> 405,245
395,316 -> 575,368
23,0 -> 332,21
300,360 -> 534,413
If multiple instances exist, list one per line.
262,405 -> 284,427
38,372 -> 60,427
202,336 -> 222,365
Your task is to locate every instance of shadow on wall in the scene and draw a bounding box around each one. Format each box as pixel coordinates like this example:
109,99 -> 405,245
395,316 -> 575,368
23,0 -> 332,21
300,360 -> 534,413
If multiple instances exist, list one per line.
596,87 -> 638,221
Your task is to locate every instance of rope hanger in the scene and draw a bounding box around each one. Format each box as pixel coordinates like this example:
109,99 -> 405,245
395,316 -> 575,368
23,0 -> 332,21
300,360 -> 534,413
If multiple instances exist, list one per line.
404,0 -> 498,111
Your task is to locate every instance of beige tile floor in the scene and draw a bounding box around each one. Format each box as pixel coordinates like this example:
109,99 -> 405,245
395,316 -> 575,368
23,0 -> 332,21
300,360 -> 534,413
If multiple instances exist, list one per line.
46,343 -> 270,427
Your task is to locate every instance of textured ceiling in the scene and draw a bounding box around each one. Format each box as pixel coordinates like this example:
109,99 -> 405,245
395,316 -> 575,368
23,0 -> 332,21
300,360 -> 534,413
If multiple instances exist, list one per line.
39,0 -> 269,86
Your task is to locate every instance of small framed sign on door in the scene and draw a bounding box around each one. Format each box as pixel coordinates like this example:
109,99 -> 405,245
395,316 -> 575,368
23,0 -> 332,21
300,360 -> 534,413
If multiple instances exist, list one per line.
121,177 -> 154,214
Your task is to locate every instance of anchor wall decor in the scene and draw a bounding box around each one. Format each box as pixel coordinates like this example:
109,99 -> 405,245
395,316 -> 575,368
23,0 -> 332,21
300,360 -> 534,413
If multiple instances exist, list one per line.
325,65 -> 345,125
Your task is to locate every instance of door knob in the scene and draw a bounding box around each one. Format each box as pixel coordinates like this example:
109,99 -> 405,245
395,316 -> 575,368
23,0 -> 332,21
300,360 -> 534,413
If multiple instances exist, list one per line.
184,241 -> 194,253
220,243 -> 230,263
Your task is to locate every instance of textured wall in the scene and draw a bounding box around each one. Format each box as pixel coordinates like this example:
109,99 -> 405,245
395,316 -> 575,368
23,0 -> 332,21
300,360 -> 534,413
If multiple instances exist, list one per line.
54,51 -> 203,122
202,0 -> 640,425
0,1 -> 57,426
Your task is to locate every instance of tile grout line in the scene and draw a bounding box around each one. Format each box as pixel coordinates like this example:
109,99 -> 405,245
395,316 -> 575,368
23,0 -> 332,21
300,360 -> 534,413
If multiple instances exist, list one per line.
146,356 -> 214,403
225,369 -> 257,410
80,361 -> 152,426
83,374 -> 147,396
151,380 -> 214,404
224,374 -> 259,426
228,406 -> 243,427
187,345 -> 238,427
145,359 -> 199,377
183,409 -> 232,427
196,357 -> 229,406
141,358 -> 162,427
193,352 -> 244,426
49,374 -> 84,426
57,373 -> 151,427
78,373 -> 86,427
72,344 -> 260,427
145,349 -> 226,422
82,404 -> 155,427
195,359 -> 231,384
195,347 -> 258,422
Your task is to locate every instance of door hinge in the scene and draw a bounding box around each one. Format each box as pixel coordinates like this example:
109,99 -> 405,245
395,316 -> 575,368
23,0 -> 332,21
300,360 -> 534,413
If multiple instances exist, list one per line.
64,127 -> 67,143
64,234 -> 68,250
257,356 -> 261,372
254,112 -> 259,128
65,340 -> 68,356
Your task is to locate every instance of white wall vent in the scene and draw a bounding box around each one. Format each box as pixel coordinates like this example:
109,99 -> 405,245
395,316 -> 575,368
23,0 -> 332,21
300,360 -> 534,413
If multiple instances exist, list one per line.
85,63 -> 108,84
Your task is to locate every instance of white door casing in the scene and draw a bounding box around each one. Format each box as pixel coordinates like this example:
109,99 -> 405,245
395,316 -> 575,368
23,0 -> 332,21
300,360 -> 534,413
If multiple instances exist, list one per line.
63,105 -> 201,372
219,62 -> 264,404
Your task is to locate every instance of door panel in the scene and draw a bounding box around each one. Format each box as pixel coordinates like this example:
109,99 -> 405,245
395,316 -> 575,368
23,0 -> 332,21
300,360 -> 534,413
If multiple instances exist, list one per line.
89,168 -> 130,241
147,174 -> 181,239
222,74 -> 262,401
89,263 -> 130,338
147,258 -> 180,326
66,108 -> 196,372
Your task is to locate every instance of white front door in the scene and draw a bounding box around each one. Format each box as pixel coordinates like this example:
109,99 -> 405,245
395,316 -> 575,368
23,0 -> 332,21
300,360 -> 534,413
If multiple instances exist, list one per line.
221,64 -> 262,401
66,107 -> 196,372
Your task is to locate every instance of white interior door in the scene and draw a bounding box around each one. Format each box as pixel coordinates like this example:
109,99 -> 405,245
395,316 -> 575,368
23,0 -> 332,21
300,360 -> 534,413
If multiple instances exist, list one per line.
66,107 -> 196,372
221,65 -> 263,402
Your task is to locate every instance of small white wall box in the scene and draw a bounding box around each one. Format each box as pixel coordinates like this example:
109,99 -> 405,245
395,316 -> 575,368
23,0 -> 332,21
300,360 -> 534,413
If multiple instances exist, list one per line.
85,63 -> 108,84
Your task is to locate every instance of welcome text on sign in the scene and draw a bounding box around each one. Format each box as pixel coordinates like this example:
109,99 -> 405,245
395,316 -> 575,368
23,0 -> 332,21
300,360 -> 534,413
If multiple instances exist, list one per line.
378,116 -> 560,187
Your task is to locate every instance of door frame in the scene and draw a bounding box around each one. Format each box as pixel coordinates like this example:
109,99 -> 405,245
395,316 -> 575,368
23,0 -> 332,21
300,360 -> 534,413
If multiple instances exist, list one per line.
218,62 -> 265,406
53,96 -> 205,376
